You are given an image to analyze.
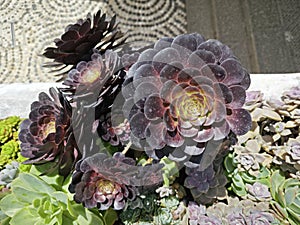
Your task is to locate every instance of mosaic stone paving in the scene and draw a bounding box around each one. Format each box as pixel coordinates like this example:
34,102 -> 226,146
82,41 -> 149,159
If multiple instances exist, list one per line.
0,0 -> 187,83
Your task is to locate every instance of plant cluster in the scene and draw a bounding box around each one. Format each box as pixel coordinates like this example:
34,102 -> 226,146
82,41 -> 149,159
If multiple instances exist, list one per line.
0,164 -> 114,225
0,10 -> 299,225
0,116 -> 31,192
0,116 -> 23,169
224,89 -> 300,225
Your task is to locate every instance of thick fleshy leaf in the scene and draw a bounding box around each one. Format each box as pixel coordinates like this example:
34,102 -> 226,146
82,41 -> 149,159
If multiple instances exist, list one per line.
138,49 -> 157,62
163,109 -> 177,131
171,83 -> 189,100
145,122 -> 166,149
228,85 -> 246,109
184,144 -> 205,156
201,64 -> 226,82
160,80 -> 177,103
153,47 -> 181,72
198,40 -> 222,61
39,92 -> 52,102
79,20 -> 91,36
122,78 -> 135,99
164,130 -> 184,147
177,69 -> 194,83
62,30 -> 80,41
214,82 -> 233,104
129,112 -> 150,139
169,147 -> 188,162
134,82 -> 160,105
190,76 -> 213,87
121,98 -> 136,119
219,44 -> 235,62
193,127 -> 214,142
213,100 -> 227,122
172,34 -> 198,52
160,61 -> 183,82
239,71 -> 251,89
188,50 -> 215,69
133,64 -> 156,87
226,108 -> 252,135
213,120 -> 230,140
154,37 -> 173,51
192,33 -> 206,45
144,94 -> 166,120
178,118 -> 193,129
178,125 -> 199,137
200,84 -> 215,100
221,59 -> 245,85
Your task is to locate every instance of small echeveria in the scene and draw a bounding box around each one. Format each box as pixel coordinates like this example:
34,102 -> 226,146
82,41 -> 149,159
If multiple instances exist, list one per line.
188,201 -> 206,220
246,182 -> 271,201
192,216 -> 222,225
246,211 -> 277,225
0,162 -> 19,189
286,136 -> 300,162
244,91 -> 264,111
154,208 -> 173,225
227,212 -> 247,225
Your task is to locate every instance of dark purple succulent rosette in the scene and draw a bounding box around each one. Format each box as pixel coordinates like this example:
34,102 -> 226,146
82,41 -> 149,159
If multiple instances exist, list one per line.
43,10 -> 124,68
98,116 -> 131,147
18,88 -> 80,176
119,33 -> 251,168
62,50 -> 119,99
63,49 -> 127,157
69,152 -> 163,210
184,163 -> 227,204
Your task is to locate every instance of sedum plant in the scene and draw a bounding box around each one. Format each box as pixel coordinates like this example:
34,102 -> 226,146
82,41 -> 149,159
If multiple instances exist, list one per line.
0,116 -> 25,170
0,116 -> 21,145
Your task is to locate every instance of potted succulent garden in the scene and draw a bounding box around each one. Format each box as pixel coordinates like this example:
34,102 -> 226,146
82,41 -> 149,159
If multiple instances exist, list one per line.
0,10 -> 299,225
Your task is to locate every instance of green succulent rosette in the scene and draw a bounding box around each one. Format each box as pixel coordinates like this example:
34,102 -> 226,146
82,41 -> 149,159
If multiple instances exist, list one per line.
0,165 -> 111,225
270,170 -> 300,225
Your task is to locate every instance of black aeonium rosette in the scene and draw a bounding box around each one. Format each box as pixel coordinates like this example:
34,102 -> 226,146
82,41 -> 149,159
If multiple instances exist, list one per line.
43,10 -> 125,80
61,50 -> 121,101
119,33 -> 251,167
69,152 -> 163,210
61,49 -> 127,157
18,88 -> 80,176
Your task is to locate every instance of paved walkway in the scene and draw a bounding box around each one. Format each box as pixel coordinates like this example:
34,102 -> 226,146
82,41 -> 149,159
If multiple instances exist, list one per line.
0,0 -> 299,84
